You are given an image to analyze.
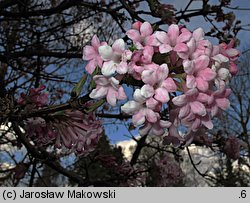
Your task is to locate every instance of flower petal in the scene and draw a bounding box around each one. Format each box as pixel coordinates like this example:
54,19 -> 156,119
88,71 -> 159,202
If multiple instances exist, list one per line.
196,77 -> 209,92
117,86 -> 127,100
183,60 -> 194,74
112,39 -> 125,54
202,118 -> 213,129
226,48 -> 239,57
121,101 -> 141,114
157,63 -> 169,81
172,94 -> 187,106
89,86 -> 107,99
101,61 -> 116,76
83,46 -> 96,60
159,120 -> 172,128
154,87 -> 170,103
193,28 -> 204,41
140,22 -> 153,37
168,24 -> 179,45
155,31 -> 169,44
139,122 -> 152,136
190,101 -> 206,116
132,21 -> 142,30
159,44 -> 172,53
109,76 -> 119,87
146,97 -> 159,109
98,45 -> 113,61
162,78 -> 177,92
91,35 -> 100,48
197,93 -> 209,103
141,84 -> 155,99
212,54 -> 229,63
133,89 -> 145,103
187,38 -> 196,54
211,105 -> 219,117
173,43 -> 188,52
194,55 -> 209,71
126,29 -> 141,42
198,68 -> 216,81
85,59 -> 97,74
179,104 -> 190,119
186,75 -> 197,89
150,124 -> 165,136
141,46 -> 154,63
229,62 -> 238,75
185,88 -> 198,96
141,69 -> 156,86
107,88 -> 117,106
145,109 -> 158,123
216,98 -> 230,110
177,30 -> 192,43
217,68 -> 230,80
116,62 -> 128,74
133,110 -> 146,126
191,118 -> 201,130
93,75 -> 109,85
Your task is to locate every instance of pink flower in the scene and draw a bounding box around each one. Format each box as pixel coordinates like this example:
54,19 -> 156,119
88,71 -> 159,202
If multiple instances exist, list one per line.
184,55 -> 216,92
141,63 -> 177,103
82,35 -> 107,74
139,119 -> 171,136
89,75 -> 127,106
155,24 -> 192,58
207,88 -> 231,117
121,88 -> 160,126
98,39 -> 132,76
212,54 -> 231,89
163,124 -> 185,147
177,28 -> 212,60
126,21 -> 158,49
172,88 -> 213,130
128,46 -> 154,80
17,85 -> 49,107
163,109 -> 186,147
219,40 -> 240,75
173,88 -> 207,117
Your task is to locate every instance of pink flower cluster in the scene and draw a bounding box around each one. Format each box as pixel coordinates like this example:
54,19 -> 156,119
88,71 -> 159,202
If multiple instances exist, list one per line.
25,110 -> 103,155
17,85 -> 49,107
18,85 -> 103,154
82,21 -> 239,143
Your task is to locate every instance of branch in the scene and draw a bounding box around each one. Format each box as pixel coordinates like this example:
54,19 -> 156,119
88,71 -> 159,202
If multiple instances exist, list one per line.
0,0 -> 83,18
130,135 -> 148,165
119,0 -> 144,23
96,113 -> 131,120
29,160 -> 37,187
11,94 -> 90,121
186,147 -> 217,182
0,50 -> 82,62
0,0 -> 18,10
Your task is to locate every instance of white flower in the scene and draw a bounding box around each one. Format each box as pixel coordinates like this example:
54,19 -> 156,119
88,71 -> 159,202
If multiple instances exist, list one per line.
98,39 -> 131,76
